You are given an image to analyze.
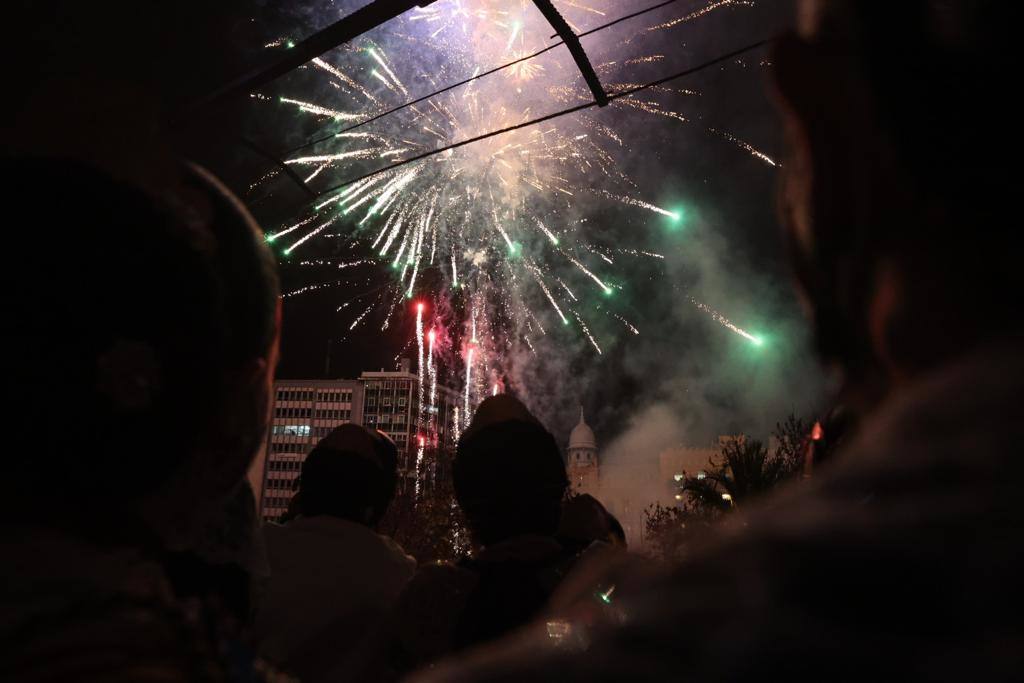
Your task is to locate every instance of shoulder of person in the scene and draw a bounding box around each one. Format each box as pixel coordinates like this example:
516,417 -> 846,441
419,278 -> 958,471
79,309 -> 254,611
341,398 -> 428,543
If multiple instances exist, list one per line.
406,561 -> 479,601
378,533 -> 417,574
392,562 -> 479,633
373,561 -> 478,672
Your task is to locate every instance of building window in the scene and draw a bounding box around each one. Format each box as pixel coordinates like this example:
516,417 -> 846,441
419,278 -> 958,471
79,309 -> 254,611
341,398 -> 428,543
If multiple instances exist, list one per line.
367,397 -> 376,407
272,425 -> 310,437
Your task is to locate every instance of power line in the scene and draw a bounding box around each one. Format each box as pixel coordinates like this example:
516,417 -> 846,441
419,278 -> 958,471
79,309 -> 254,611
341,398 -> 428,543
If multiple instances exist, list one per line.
239,137 -> 316,198
287,45 -> 561,154
557,0 -> 691,40
286,0 -> 692,154
182,0 -> 432,119
312,38 -> 768,202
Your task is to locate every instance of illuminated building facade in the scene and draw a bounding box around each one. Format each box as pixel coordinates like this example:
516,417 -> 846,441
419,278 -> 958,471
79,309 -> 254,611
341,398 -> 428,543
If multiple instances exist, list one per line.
358,358 -> 462,495
256,358 -> 460,521
258,378 -> 363,521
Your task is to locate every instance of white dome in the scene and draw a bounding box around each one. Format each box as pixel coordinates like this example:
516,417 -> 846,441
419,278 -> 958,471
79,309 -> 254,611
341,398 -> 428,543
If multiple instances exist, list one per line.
569,407 -> 596,450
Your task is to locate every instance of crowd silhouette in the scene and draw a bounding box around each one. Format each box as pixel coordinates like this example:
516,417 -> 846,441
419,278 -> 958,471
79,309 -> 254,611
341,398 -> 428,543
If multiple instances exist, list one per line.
2,1 -> 1020,681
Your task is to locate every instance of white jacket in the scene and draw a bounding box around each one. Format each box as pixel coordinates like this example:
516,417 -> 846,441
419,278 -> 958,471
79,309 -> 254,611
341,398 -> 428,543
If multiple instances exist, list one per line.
252,515 -> 415,670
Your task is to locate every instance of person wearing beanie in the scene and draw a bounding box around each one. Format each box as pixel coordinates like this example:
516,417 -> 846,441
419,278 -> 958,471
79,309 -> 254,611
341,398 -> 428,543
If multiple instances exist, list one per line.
367,396 -> 579,678
251,425 -> 414,680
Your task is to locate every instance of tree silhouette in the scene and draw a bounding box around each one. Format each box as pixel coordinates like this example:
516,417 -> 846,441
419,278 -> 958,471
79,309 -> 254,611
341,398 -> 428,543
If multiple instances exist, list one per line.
643,502 -> 716,560
773,413 -> 813,474
377,448 -> 471,563
645,414 -> 814,556
684,436 -> 797,512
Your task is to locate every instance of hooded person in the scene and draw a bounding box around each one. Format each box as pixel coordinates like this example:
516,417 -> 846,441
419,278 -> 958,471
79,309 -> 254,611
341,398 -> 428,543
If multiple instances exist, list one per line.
358,396 -> 578,679
250,424 -> 415,680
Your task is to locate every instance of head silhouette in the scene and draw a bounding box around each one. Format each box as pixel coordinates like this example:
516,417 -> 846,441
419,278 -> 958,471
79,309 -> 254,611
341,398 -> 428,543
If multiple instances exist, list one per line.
454,396 -> 568,546
772,1 -> 1017,403
297,425 -> 399,528
4,158 -> 280,537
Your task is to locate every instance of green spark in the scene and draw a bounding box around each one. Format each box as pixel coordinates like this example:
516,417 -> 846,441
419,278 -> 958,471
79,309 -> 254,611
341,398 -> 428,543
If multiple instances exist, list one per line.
666,206 -> 685,229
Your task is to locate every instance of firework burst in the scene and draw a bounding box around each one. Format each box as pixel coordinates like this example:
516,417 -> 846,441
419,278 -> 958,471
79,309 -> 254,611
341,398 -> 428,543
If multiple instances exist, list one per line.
252,0 -> 770,420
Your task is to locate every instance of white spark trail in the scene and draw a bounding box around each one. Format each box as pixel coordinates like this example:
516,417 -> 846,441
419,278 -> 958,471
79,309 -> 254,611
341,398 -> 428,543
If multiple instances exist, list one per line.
286,150 -> 377,165
566,255 -> 612,294
349,304 -> 373,330
571,310 -> 603,354
526,263 -> 568,325
690,297 -> 762,343
284,217 -> 337,255
267,215 -> 316,242
279,97 -> 361,119
534,217 -> 560,245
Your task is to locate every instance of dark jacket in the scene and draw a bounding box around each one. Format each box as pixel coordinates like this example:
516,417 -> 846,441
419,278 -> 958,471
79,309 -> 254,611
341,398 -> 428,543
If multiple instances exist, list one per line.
380,535 -> 579,677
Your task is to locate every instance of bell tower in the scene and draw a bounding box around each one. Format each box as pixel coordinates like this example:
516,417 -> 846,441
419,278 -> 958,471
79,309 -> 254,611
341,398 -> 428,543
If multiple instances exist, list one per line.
567,407 -> 599,494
